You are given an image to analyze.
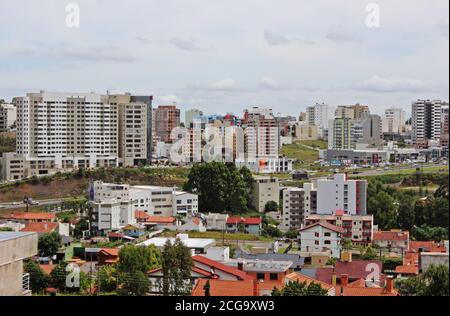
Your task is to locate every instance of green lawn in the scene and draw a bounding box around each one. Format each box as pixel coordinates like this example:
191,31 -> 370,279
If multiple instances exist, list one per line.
281,142 -> 320,165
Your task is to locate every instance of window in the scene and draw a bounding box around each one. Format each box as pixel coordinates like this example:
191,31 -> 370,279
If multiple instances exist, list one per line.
257,273 -> 265,280
324,240 -> 331,245
324,232 -> 331,237
315,232 -> 319,237
270,273 -> 278,281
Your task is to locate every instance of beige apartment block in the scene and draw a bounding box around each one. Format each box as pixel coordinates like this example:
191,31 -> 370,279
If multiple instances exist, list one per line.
0,232 -> 38,296
252,176 -> 279,213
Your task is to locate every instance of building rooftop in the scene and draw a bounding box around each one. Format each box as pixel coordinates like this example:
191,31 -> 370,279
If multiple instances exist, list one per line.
236,253 -> 305,270
373,231 -> 409,241
226,217 -> 262,225
192,279 -> 256,296
138,236 -> 215,249
20,222 -> 58,233
299,221 -> 345,234
0,231 -> 35,242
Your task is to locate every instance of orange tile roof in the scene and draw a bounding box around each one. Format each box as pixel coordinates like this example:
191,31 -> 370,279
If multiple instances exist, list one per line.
20,222 -> 58,233
395,264 -> 419,275
135,210 -> 150,220
338,286 -> 398,296
11,212 -> 56,221
192,279 -> 256,296
285,272 -> 333,290
99,248 -> 120,256
146,216 -> 176,224
193,255 -> 254,281
373,231 -> 409,241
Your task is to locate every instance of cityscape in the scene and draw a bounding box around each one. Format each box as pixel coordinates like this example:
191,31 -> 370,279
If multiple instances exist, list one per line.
0,0 -> 448,303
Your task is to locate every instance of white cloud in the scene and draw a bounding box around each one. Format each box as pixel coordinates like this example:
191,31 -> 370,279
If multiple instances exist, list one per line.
264,30 -> 291,46
326,26 -> 361,43
169,37 -> 202,51
158,94 -> 181,104
356,76 -> 430,93
210,79 -> 237,91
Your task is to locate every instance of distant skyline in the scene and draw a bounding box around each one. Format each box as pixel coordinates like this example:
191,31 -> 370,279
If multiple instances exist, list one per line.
0,0 -> 448,117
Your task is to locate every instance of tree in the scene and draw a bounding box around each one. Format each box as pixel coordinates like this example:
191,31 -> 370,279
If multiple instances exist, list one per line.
271,281 -> 327,296
396,264 -> 449,296
24,260 -> 50,294
264,201 -> 278,212
397,193 -> 416,230
361,246 -> 378,260
368,191 -> 397,230
284,229 -> 298,239
161,238 -> 194,296
97,265 -> 118,293
116,244 -> 160,296
38,232 -> 62,257
341,238 -> 353,251
50,262 -> 89,293
262,225 -> 283,238
73,219 -> 89,239
183,162 -> 254,214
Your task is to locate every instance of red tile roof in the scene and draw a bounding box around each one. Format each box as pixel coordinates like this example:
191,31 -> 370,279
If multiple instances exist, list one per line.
192,255 -> 254,281
373,231 -> 409,241
10,212 -> 56,221
395,264 -> 419,275
316,260 -> 385,284
108,232 -> 124,238
409,241 -> 447,253
20,222 -> 58,233
192,279 -> 256,296
226,217 -> 262,225
299,221 -> 345,233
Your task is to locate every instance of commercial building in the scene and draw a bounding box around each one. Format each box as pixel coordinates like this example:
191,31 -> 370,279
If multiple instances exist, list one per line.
325,149 -> 388,165
0,232 -> 38,296
0,103 -> 16,132
252,176 -> 280,213
154,105 -> 180,143
352,114 -> 382,147
412,99 -> 446,145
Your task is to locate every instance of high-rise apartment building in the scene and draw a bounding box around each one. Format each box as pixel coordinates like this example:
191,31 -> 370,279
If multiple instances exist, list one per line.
352,114 -> 382,147
412,99 -> 446,144
335,104 -> 370,120
328,118 -> 354,150
305,103 -> 334,131
185,109 -> 203,128
316,174 -> 367,216
252,176 -> 280,213
1,91 -> 152,181
154,105 -> 181,143
280,183 -> 317,231
382,108 -> 406,134
441,104 -> 449,147
0,103 -> 17,132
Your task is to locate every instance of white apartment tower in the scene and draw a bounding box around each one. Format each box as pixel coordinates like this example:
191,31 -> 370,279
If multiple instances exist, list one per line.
0,103 -> 17,132
305,103 -> 334,137
382,108 -> 406,134
412,99 -> 446,143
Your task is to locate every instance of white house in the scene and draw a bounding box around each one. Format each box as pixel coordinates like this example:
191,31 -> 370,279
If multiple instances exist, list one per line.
298,222 -> 344,258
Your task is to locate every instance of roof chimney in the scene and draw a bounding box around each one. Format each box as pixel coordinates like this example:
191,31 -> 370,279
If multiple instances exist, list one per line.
332,272 -> 337,287
341,274 -> 349,287
253,280 -> 259,296
386,276 -> 394,294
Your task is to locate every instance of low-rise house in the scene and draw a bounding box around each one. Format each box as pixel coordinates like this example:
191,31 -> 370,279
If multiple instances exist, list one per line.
226,217 -> 262,235
176,217 -> 206,232
121,224 -> 146,238
373,230 -> 409,256
98,248 -> 120,265
299,222 -> 344,258
20,222 -> 58,235
236,253 -> 305,271
145,216 -> 177,230
206,213 -> 229,231
420,252 -> 449,272
192,279 -> 257,296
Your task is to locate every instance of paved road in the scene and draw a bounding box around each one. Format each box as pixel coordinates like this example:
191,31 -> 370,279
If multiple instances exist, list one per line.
0,198 -> 66,210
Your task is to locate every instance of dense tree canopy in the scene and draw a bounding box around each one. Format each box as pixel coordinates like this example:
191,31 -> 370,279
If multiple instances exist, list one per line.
38,232 -> 62,257
272,281 -> 327,296
396,264 -> 449,296
183,162 -> 254,214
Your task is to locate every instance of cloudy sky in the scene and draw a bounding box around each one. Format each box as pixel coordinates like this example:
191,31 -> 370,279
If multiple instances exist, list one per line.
0,0 -> 448,117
